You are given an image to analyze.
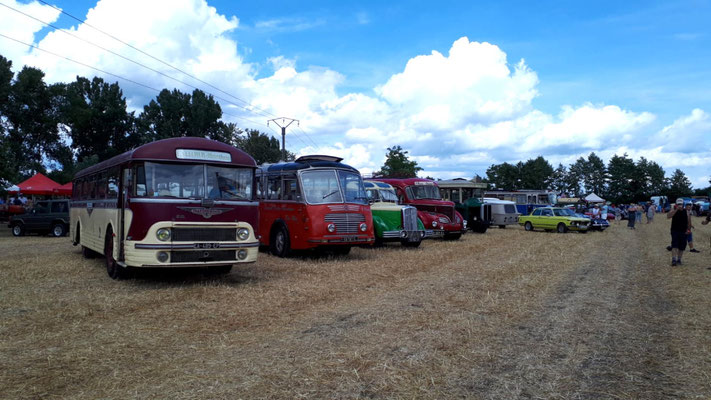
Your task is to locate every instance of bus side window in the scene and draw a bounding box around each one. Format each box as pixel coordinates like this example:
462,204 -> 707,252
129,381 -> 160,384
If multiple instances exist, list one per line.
135,165 -> 147,196
267,175 -> 281,200
96,173 -> 108,199
282,177 -> 299,201
107,168 -> 119,199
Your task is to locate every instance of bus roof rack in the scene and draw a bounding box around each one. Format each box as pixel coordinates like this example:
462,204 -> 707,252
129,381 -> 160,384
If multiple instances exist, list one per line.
295,155 -> 343,163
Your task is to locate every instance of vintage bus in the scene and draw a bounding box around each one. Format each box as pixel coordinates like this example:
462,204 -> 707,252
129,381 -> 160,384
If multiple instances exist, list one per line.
364,180 -> 426,247
484,189 -> 557,215
369,178 -> 466,240
256,155 -> 374,257
438,178 -> 493,233
70,137 -> 260,279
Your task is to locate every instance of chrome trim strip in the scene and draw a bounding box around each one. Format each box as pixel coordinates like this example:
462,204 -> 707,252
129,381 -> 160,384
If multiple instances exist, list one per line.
130,198 -> 258,206
381,230 -> 403,238
135,242 -> 260,250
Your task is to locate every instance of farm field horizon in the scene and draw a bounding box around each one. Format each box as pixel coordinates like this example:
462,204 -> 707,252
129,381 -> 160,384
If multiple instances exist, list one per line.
1,219 -> 710,399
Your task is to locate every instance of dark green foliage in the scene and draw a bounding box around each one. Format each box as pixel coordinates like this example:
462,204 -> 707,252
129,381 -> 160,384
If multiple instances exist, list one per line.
375,146 -> 422,178
667,169 -> 693,198
235,129 -> 292,164
486,156 -> 552,191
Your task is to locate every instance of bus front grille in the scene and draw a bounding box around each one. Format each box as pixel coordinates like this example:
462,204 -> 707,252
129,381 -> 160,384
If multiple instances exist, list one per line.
171,250 -> 235,263
172,228 -> 236,242
402,206 -> 418,231
325,213 -> 366,234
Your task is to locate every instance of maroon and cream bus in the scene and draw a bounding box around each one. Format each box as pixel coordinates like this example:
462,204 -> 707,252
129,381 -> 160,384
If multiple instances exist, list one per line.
70,137 -> 260,279
256,155 -> 375,257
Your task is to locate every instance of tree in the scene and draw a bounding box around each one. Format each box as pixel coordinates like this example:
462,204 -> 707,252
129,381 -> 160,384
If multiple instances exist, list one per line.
374,146 -> 422,178
583,152 -> 607,195
606,153 -> 636,203
636,157 -> 666,199
61,76 -> 138,163
567,157 -> 587,197
138,88 -> 232,144
486,162 -> 521,190
667,169 -> 693,199
520,156 -> 554,190
235,129 -> 293,164
549,163 -> 570,195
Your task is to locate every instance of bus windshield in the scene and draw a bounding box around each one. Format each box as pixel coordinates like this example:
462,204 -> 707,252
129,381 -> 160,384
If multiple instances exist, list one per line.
300,170 -> 368,205
406,184 -> 441,200
135,162 -> 252,200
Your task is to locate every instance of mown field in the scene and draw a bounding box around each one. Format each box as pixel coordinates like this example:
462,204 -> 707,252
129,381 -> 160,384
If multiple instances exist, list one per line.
1,218 -> 710,399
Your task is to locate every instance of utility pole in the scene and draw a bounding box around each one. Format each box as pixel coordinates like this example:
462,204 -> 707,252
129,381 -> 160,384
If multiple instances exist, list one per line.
267,117 -> 299,161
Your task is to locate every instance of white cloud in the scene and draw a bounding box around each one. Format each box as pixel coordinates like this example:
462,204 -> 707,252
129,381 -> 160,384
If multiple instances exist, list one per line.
0,0 -> 61,62
655,109 -> 711,153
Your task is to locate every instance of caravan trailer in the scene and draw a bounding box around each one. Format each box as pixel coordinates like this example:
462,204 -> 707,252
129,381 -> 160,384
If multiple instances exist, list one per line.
482,197 -> 520,228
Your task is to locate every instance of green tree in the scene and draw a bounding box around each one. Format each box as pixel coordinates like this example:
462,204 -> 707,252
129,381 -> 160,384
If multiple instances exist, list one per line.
61,76 -> 138,163
486,162 -> 521,190
549,163 -> 570,195
235,129 -> 293,164
583,152 -> 607,195
606,153 -> 636,203
667,169 -> 693,199
635,157 -> 666,199
375,146 -> 422,178
520,156 -> 553,190
567,157 -> 587,197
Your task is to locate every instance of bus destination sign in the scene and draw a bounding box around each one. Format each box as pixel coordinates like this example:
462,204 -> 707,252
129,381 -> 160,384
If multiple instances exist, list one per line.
176,149 -> 232,162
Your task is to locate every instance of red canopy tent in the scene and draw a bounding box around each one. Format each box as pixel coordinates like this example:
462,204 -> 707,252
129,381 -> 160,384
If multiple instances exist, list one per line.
8,173 -> 63,195
53,182 -> 73,196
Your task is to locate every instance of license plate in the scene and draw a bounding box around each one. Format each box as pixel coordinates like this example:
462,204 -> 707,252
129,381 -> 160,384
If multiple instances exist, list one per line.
194,243 -> 221,249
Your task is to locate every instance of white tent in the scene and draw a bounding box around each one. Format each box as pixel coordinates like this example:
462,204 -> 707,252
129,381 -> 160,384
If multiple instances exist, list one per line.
584,193 -> 605,203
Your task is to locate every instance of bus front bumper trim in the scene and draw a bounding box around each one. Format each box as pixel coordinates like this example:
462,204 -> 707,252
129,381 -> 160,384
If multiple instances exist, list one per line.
134,242 -> 260,250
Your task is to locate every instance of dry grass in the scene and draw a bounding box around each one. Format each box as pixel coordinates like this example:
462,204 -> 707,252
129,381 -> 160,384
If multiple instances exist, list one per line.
1,219 -> 710,399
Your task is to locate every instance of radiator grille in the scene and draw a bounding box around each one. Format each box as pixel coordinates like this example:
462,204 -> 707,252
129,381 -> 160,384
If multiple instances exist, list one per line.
402,206 -> 418,231
171,228 -> 235,242
170,250 -> 236,263
324,213 -> 365,234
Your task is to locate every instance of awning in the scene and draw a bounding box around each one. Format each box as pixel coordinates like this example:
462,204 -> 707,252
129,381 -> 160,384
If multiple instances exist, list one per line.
8,173 -> 62,195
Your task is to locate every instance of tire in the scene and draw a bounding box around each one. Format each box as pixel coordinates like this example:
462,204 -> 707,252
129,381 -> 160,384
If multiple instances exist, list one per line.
51,223 -> 67,237
105,228 -> 128,279
524,222 -> 533,231
82,246 -> 96,259
499,225 -> 506,229
557,223 -> 568,234
11,223 -> 24,237
270,224 -> 291,258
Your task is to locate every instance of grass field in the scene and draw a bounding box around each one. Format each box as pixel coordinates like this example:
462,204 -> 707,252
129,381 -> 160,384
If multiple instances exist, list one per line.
1,218 -> 710,399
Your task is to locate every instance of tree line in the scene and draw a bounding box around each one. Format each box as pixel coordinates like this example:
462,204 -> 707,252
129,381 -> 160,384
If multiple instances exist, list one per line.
0,54 -> 290,190
485,153 -> 703,204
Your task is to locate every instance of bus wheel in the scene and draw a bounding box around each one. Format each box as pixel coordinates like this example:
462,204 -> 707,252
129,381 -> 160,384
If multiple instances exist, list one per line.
270,225 -> 291,258
557,223 -> 568,234
11,223 -> 24,237
52,223 -> 67,237
105,229 -> 127,279
82,246 -> 95,259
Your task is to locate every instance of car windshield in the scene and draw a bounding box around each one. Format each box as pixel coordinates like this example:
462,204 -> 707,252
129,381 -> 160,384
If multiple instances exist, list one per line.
135,162 -> 253,200
379,188 -> 398,203
300,170 -> 368,205
557,208 -> 576,217
406,183 -> 441,200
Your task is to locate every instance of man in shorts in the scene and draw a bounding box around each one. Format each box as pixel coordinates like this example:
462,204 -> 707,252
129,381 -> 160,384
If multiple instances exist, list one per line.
667,198 -> 691,266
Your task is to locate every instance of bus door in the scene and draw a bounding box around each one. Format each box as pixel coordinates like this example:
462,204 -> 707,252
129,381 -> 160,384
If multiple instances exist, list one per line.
118,168 -> 130,262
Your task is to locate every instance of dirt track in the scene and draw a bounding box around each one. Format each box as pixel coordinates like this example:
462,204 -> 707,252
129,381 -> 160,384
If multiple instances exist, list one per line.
1,219 -> 710,399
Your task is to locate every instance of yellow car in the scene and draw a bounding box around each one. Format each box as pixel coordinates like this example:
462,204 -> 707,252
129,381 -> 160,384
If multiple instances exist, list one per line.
518,207 -> 590,233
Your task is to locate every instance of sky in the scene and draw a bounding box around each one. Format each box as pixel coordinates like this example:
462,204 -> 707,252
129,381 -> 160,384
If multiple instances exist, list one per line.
1,0 -> 710,188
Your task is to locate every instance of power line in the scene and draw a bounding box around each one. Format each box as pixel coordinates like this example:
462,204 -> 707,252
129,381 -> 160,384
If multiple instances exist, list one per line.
294,124 -> 321,148
35,0 -> 278,119
0,1 -> 275,123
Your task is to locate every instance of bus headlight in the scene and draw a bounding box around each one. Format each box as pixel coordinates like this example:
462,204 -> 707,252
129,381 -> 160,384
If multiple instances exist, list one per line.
327,223 -> 336,233
237,228 -> 250,241
432,221 -> 438,228
237,250 -> 248,260
359,222 -> 367,232
156,228 -> 171,241
157,251 -> 169,262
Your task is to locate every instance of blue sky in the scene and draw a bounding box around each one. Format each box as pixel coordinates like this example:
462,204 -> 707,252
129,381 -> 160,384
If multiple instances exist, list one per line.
2,0 -> 710,187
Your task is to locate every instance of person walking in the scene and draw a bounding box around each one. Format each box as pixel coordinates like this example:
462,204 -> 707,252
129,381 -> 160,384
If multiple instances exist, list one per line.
646,201 -> 656,223
685,202 -> 700,253
668,198 -> 691,266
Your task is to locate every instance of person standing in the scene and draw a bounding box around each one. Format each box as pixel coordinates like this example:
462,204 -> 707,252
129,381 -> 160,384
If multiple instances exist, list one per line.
685,202 -> 700,253
646,201 -> 656,223
668,198 -> 691,266
627,204 -> 637,229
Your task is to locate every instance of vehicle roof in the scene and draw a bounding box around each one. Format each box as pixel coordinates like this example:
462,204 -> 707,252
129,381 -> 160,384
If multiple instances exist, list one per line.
364,181 -> 394,189
482,197 -> 515,204
75,137 -> 256,179
368,177 -> 438,188
437,179 -> 488,189
259,155 -> 359,173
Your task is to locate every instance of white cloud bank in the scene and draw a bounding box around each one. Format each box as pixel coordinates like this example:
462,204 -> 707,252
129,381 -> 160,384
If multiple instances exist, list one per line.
1,0 -> 707,186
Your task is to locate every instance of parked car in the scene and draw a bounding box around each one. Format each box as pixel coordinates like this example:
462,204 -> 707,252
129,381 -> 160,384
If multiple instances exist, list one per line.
8,199 -> 69,237
364,181 -> 426,247
519,206 -> 590,233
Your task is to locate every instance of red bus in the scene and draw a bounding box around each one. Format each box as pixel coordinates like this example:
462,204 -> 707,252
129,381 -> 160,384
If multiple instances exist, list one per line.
368,178 -> 466,240
70,137 -> 260,279
256,155 -> 374,256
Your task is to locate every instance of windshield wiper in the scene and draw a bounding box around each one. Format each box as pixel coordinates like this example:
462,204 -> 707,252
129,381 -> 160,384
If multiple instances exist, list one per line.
323,190 -> 339,199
